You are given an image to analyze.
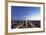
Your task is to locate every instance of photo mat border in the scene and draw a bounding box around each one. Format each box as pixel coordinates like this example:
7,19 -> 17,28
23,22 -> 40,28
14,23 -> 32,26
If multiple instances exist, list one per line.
8,2 -> 44,33
5,0 -> 45,35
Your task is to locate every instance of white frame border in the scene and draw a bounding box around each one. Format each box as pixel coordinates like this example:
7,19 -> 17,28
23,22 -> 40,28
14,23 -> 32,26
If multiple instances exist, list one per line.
8,2 -> 44,33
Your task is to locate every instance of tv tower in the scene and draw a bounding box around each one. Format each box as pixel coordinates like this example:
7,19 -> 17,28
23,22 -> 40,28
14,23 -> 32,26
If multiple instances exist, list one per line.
11,17 -> 14,29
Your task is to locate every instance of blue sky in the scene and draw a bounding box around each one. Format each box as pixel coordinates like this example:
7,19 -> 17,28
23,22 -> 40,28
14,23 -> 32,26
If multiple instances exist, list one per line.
11,6 -> 40,20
